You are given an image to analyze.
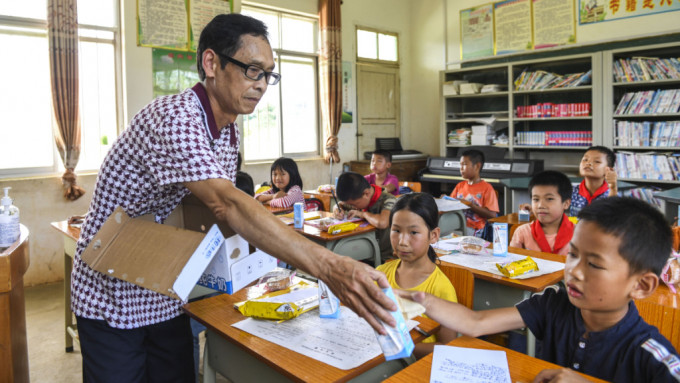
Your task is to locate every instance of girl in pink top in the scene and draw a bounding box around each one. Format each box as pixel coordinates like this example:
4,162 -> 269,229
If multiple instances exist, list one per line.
510,171 -> 574,255
255,157 -> 305,208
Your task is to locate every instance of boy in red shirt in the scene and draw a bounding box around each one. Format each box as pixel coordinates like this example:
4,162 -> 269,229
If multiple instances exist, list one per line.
449,149 -> 499,237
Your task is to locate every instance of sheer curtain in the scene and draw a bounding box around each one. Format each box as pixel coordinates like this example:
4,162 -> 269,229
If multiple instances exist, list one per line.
48,0 -> 85,200
319,0 -> 342,164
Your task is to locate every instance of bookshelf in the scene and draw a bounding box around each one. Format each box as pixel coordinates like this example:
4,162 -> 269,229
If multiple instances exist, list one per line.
602,42 -> 680,188
440,53 -> 601,160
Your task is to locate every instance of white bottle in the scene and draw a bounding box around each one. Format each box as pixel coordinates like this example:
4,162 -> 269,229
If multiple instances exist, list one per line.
0,187 -> 20,249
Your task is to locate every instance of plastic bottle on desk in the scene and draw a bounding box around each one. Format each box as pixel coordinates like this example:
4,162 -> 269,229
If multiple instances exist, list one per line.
0,187 -> 20,249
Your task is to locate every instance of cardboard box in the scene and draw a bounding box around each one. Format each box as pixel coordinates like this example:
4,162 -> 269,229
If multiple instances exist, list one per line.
81,206 -> 276,302
471,134 -> 494,145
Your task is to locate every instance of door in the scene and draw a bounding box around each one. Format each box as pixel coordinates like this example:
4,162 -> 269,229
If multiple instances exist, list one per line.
356,63 -> 400,158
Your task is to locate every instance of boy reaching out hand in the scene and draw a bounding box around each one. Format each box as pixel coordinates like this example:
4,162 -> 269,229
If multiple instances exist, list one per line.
398,197 -> 680,383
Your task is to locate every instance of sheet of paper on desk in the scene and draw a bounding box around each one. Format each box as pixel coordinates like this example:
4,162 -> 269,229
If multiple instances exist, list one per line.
435,198 -> 469,212
439,252 -> 564,279
232,307 -> 420,370
430,345 -> 511,383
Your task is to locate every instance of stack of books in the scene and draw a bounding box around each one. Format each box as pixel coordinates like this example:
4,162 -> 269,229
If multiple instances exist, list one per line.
514,69 -> 592,90
614,89 -> 680,115
613,57 -> 680,82
448,128 -> 471,145
515,131 -> 592,147
615,152 -> 680,181
470,125 -> 494,145
615,120 -> 680,147
621,187 -> 662,209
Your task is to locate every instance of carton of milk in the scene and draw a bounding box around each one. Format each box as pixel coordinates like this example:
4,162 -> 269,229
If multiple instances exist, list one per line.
373,287 -> 415,361
493,222 -> 508,257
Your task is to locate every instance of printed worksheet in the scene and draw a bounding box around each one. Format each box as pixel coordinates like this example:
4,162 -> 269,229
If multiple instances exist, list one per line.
430,345 -> 511,383
233,307 -> 418,370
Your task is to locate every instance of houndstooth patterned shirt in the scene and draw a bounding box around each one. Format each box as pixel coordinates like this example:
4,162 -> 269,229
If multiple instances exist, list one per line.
71,83 -> 239,329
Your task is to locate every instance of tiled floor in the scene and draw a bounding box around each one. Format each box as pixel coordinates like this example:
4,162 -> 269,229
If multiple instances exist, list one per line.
24,281 -> 229,382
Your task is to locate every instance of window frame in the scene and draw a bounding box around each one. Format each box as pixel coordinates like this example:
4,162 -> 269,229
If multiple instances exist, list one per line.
240,4 -> 321,162
355,26 -> 400,66
0,4 -> 122,179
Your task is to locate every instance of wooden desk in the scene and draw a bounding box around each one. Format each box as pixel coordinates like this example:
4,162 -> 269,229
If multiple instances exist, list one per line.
635,284 -> 680,352
1,224 -> 30,383
438,247 -> 565,356
264,204 -> 294,215
294,212 -> 380,267
490,212 -> 535,240
304,190 -> 335,212
184,290 -> 439,383
51,220 -> 80,352
348,158 -> 427,182
384,336 -> 606,383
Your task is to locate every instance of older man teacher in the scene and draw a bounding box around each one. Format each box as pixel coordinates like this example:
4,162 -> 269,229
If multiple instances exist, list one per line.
71,14 -> 395,383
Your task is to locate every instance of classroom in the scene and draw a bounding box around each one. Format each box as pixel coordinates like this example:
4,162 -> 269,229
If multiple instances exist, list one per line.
1,0 -> 679,382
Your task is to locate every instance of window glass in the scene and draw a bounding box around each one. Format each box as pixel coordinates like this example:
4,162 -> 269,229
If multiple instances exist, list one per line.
241,8 -> 279,49
77,0 -> 117,27
77,39 -> 118,171
357,29 -> 377,59
241,6 -> 319,161
378,33 -> 398,61
0,30 -> 54,170
281,15 -> 315,53
242,78 -> 281,161
0,0 -> 46,20
281,56 -> 317,154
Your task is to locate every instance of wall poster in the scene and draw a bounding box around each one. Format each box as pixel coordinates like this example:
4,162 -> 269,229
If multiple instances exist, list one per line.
460,3 -> 495,60
533,0 -> 576,49
138,0 -> 232,51
579,0 -> 680,24
152,48 -> 200,99
494,0 -> 533,55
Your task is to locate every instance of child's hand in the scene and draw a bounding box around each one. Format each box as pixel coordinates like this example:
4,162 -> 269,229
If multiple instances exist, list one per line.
519,203 -> 532,214
274,190 -> 287,199
346,210 -> 364,220
605,168 -> 617,195
532,367 -> 590,383
333,204 -> 345,220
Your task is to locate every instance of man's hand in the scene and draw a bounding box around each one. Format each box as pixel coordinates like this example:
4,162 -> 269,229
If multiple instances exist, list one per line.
319,256 -> 397,334
532,368 -> 590,383
605,168 -> 617,196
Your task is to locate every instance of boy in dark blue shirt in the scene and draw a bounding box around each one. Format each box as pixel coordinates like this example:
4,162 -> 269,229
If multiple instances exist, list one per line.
398,197 -> 679,382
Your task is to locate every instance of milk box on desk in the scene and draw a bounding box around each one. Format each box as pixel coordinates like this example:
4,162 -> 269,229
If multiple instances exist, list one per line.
493,223 -> 508,257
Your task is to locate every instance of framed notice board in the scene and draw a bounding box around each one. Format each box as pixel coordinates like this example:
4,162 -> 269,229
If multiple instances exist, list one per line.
137,0 -> 232,51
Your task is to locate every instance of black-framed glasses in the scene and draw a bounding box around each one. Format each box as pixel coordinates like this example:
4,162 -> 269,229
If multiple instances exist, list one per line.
217,53 -> 281,85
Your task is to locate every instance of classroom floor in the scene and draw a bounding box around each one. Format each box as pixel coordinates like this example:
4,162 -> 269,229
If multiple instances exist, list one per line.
25,281 -> 230,383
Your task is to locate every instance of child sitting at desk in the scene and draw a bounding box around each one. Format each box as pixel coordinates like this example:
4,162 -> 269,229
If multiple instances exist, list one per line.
570,145 -> 617,216
397,197 -> 679,383
376,193 -> 457,359
333,171 -> 397,263
255,157 -> 304,208
448,149 -> 499,238
510,170 -> 574,256
365,149 -> 399,196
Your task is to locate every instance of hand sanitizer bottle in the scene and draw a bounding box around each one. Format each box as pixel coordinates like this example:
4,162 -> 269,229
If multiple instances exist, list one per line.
0,187 -> 20,249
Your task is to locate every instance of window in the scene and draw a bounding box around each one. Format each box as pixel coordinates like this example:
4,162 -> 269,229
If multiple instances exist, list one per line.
241,6 -> 319,161
356,27 -> 398,63
0,0 -> 120,177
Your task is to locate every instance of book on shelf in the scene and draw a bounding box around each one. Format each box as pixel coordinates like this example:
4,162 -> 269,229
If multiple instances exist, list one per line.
514,69 -> 591,90
621,187 -> 662,209
613,56 -> 680,82
616,151 -> 679,181
615,89 -> 680,115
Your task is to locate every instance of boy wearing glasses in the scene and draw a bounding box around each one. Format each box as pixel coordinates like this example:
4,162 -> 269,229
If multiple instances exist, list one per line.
72,13 -> 397,383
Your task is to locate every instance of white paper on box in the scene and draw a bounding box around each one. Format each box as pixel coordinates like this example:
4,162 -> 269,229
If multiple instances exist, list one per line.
172,224 -> 224,301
